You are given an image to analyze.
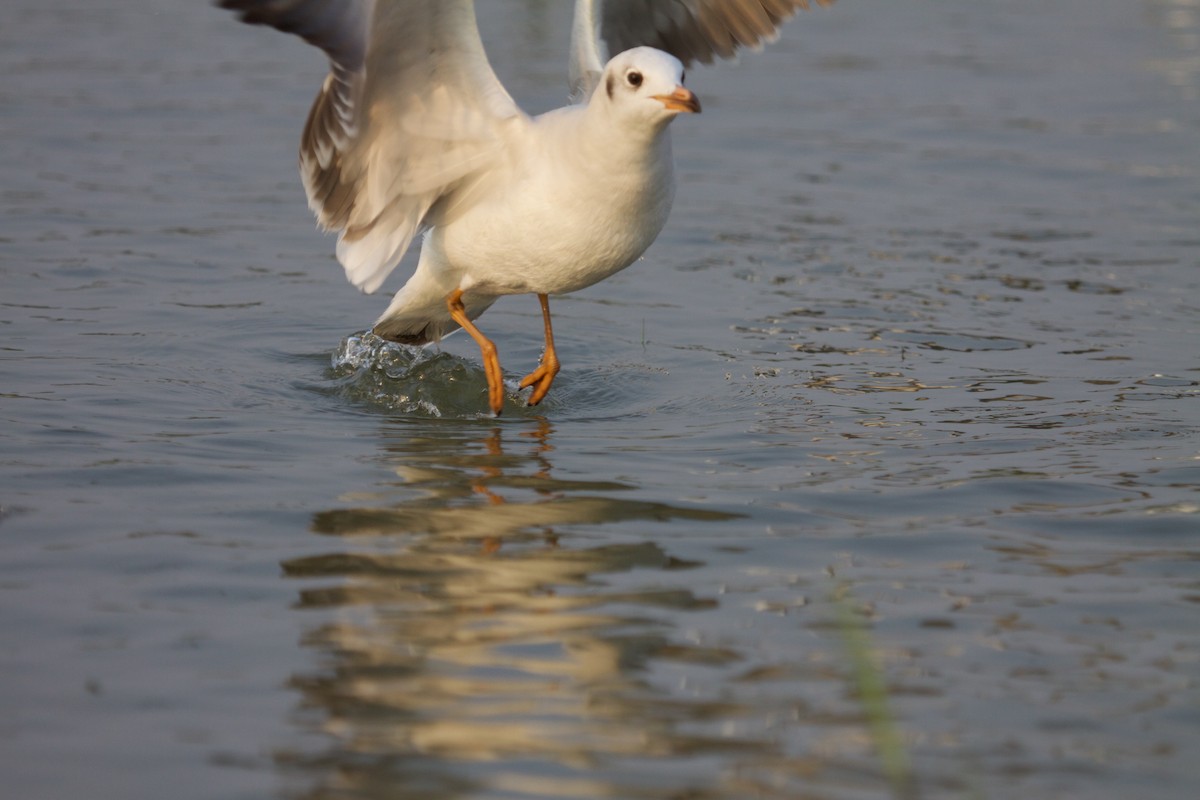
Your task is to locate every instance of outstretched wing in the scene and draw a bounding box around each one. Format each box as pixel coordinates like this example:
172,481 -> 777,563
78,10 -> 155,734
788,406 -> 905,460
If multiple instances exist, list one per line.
569,0 -> 834,100
220,0 -> 526,294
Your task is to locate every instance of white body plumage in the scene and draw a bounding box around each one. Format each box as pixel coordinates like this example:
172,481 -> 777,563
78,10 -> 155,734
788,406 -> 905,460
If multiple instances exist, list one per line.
375,48 -> 682,342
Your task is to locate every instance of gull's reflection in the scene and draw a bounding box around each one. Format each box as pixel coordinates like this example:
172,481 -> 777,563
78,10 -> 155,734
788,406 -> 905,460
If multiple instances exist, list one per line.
279,419 -> 744,798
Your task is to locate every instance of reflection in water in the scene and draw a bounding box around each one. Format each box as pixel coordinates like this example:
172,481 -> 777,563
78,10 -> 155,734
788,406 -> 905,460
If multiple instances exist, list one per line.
279,420 -> 758,799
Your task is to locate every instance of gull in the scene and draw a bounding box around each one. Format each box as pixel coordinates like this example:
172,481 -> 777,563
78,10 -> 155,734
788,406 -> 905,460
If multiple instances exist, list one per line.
219,0 -> 833,415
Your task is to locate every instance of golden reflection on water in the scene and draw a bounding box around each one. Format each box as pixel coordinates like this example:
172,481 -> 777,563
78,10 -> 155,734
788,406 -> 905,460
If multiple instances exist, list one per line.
1146,0 -> 1200,99
278,420 -> 759,798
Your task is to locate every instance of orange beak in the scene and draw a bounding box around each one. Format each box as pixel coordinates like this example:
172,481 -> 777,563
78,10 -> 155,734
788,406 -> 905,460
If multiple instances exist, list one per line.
653,86 -> 701,114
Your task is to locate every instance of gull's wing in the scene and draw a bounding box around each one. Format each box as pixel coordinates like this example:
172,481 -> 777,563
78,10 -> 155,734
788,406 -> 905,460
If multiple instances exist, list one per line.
569,0 -> 834,100
220,1 -> 526,294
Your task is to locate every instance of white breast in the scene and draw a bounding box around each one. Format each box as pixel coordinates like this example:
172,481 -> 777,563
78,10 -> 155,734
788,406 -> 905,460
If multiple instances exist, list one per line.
433,105 -> 678,297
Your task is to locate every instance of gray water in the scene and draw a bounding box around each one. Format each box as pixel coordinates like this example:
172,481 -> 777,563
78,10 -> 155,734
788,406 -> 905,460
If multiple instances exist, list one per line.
2,1 -> 1198,798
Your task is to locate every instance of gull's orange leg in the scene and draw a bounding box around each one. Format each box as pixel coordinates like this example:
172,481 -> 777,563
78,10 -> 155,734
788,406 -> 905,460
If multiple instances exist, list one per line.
519,293 -> 561,406
447,288 -> 505,415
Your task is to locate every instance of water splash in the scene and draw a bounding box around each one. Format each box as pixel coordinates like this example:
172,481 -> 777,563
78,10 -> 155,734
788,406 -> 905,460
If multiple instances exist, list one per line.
325,331 -> 498,417
320,331 -> 677,420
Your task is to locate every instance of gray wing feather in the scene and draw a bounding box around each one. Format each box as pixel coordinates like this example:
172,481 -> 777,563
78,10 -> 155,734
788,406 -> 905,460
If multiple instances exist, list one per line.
569,0 -> 833,99
219,0 -> 371,70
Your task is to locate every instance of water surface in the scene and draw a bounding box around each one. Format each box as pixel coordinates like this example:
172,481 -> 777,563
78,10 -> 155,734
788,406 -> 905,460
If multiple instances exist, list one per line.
2,1 -> 1198,798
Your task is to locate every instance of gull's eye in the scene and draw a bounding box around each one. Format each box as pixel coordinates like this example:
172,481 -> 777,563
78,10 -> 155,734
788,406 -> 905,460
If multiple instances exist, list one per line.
626,70 -> 643,88
681,71 -> 686,85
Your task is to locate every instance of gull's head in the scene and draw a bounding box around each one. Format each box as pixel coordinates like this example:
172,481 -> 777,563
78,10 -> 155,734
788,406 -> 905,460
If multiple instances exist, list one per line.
597,47 -> 700,128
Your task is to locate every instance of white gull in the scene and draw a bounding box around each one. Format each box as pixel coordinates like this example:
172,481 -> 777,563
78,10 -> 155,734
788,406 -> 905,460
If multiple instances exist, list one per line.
219,0 -> 833,415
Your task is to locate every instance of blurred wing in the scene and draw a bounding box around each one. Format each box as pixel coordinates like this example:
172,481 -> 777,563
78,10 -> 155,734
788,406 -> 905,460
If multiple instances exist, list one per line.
220,0 -> 525,294
569,0 -> 834,100
220,0 -> 372,70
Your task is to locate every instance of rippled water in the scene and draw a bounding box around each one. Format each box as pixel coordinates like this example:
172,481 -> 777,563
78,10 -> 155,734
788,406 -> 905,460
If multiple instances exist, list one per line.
2,1 -> 1198,799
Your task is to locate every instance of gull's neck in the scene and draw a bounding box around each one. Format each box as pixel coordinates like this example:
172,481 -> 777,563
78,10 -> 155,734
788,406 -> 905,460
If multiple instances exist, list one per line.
574,93 -> 676,176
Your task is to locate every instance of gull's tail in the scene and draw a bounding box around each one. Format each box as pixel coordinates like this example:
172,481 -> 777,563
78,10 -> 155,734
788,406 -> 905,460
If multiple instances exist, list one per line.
371,255 -> 495,345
